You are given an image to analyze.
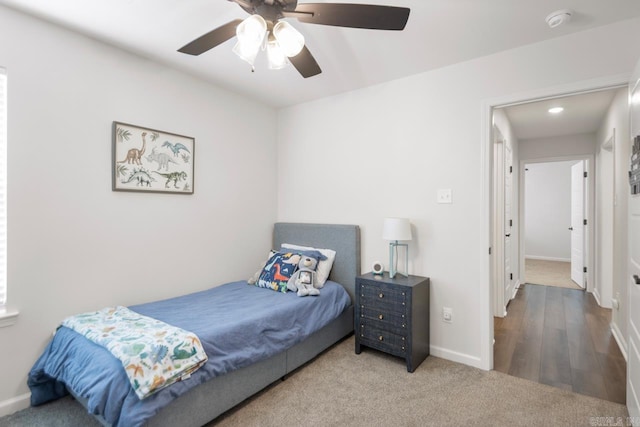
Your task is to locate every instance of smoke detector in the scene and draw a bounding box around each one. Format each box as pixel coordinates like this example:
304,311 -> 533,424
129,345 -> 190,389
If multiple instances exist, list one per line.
546,9 -> 572,28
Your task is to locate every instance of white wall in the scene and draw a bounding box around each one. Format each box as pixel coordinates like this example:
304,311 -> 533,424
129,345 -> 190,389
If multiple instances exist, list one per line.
519,133 -> 597,161
277,18 -> 640,368
524,161 -> 576,261
0,6 -> 277,410
596,88 -> 629,349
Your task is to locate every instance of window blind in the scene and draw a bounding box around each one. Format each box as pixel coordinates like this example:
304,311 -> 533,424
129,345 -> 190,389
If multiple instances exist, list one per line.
0,68 -> 6,306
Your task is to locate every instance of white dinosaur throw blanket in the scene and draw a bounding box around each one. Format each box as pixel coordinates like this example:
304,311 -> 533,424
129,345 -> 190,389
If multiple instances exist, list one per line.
62,306 -> 208,400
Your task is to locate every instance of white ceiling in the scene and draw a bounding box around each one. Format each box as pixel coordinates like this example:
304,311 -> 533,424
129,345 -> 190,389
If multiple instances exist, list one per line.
502,88 -> 621,141
1,0 -> 640,108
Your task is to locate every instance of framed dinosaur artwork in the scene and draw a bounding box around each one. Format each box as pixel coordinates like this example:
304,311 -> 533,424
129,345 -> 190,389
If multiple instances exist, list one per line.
112,121 -> 194,194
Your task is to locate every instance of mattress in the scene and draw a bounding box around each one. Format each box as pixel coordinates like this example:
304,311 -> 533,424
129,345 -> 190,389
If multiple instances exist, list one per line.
28,280 -> 351,427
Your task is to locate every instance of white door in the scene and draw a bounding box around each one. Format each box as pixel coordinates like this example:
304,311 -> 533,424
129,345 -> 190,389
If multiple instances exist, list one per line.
627,73 -> 640,423
570,161 -> 585,287
504,144 -> 513,303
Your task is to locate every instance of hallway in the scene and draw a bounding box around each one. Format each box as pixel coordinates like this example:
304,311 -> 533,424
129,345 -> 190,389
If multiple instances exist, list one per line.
494,283 -> 626,404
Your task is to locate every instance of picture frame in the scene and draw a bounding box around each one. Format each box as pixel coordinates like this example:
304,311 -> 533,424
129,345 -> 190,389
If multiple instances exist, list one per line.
112,121 -> 194,194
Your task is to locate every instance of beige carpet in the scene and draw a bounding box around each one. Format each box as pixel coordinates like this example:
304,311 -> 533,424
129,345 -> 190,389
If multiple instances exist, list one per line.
211,336 -> 627,426
525,259 -> 581,290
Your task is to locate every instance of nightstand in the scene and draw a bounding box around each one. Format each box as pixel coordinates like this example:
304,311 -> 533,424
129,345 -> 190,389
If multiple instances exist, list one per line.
355,272 -> 430,372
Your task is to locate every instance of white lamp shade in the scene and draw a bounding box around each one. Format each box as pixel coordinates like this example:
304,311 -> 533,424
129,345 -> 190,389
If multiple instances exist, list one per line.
273,21 -> 305,57
383,218 -> 412,241
232,40 -> 260,66
266,39 -> 288,70
236,15 -> 267,46
233,15 -> 266,65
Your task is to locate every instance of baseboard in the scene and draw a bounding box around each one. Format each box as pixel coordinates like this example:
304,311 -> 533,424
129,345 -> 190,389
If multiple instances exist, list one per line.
0,393 -> 30,417
512,280 -> 521,299
430,345 -> 484,370
611,322 -> 628,362
593,287 -> 602,306
525,255 -> 571,262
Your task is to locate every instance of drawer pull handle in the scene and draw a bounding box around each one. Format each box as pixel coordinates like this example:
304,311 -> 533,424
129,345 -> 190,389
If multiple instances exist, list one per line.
634,275 -> 640,285
378,314 -> 384,320
379,293 -> 384,298
378,336 -> 384,341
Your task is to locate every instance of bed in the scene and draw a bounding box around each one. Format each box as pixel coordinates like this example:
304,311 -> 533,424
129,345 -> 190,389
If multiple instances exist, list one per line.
27,223 -> 360,427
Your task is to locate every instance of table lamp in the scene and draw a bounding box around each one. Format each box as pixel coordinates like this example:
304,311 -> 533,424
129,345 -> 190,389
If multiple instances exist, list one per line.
382,217 -> 412,278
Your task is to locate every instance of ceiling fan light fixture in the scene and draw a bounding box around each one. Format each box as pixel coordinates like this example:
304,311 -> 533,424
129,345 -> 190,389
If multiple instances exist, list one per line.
236,15 -> 267,44
232,40 -> 260,66
233,15 -> 267,66
273,20 -> 305,57
267,39 -> 289,70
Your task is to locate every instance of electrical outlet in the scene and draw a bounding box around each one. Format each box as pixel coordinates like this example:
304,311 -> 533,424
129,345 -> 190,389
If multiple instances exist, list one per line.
437,189 -> 452,204
443,307 -> 453,323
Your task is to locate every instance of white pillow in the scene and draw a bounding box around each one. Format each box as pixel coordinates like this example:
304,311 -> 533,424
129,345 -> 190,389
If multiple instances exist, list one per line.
281,243 -> 336,288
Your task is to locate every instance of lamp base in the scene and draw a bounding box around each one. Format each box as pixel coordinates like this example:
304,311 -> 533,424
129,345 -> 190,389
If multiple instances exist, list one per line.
388,241 -> 409,279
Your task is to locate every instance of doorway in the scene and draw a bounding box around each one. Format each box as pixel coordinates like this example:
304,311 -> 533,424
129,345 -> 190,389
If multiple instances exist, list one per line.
488,85 -> 628,401
523,159 -> 586,290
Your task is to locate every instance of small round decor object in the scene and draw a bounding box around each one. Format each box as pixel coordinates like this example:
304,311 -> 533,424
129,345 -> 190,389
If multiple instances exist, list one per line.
372,261 -> 384,275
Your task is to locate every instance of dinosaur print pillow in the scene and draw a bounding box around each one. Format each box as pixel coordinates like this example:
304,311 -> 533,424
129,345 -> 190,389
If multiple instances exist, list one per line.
255,251 -> 302,293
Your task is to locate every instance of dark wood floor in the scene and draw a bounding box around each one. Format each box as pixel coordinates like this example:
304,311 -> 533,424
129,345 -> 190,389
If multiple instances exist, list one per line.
494,283 -> 626,404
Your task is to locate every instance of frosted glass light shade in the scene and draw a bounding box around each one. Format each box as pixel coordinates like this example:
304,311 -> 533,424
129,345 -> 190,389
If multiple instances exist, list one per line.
267,40 -> 288,70
233,15 -> 267,65
236,15 -> 267,46
383,218 -> 412,241
273,21 -> 305,57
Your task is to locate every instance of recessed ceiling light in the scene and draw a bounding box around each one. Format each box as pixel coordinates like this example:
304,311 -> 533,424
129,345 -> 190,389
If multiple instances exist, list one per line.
546,9 -> 572,29
548,107 -> 564,114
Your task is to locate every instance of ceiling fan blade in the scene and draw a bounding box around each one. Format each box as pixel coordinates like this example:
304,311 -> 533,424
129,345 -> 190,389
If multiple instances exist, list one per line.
293,3 -> 410,30
289,46 -> 322,78
178,19 -> 243,55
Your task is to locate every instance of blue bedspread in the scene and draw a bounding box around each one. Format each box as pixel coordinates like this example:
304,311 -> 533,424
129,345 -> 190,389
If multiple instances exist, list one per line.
28,281 -> 351,427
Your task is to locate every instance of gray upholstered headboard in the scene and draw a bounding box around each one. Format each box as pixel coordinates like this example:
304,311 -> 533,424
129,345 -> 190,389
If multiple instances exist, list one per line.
273,223 -> 361,303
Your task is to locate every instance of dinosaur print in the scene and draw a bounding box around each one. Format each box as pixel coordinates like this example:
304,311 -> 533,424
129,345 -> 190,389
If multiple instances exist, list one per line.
118,132 -> 147,165
172,342 -> 197,360
162,141 -> 191,157
146,148 -> 178,171
126,364 -> 144,378
152,171 -> 187,189
121,168 -> 155,187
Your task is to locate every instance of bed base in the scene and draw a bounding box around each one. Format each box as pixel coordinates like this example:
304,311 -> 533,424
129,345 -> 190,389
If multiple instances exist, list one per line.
147,305 -> 353,427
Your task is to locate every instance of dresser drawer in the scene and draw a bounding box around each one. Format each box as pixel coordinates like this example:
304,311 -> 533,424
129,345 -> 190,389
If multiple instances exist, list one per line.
359,324 -> 406,357
358,281 -> 408,312
359,306 -> 408,332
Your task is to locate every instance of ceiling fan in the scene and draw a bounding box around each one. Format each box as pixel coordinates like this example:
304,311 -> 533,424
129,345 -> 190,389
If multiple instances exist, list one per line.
178,0 -> 410,78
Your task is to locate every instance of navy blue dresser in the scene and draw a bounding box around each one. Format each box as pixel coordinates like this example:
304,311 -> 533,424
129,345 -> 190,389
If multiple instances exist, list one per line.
355,272 -> 430,372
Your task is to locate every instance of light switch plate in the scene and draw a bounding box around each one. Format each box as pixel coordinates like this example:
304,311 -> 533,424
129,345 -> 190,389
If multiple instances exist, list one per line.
437,189 -> 452,204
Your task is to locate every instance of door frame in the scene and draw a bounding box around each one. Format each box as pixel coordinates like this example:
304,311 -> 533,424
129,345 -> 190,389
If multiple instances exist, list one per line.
519,156 -> 594,295
480,73 -> 629,370
492,126 -> 506,317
